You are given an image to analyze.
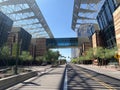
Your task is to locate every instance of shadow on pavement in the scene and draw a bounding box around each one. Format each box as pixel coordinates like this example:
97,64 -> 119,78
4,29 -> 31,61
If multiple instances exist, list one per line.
22,82 -> 40,86
76,65 -> 120,89
67,64 -> 120,90
8,68 -> 55,90
67,65 -> 108,90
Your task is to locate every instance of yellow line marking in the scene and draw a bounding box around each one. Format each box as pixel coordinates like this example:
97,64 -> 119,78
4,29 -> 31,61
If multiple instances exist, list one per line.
80,71 -> 116,90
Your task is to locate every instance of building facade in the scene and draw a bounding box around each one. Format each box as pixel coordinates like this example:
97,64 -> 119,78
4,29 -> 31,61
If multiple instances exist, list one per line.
74,24 -> 94,57
0,11 -> 13,47
29,38 -> 47,59
7,27 -> 32,55
92,30 -> 104,48
96,0 -> 119,48
71,48 -> 80,59
113,5 -> 120,64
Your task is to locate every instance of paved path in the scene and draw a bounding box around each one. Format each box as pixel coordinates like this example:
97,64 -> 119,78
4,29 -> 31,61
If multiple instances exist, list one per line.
7,65 -> 66,90
76,64 -> 120,80
23,65 -> 52,72
67,64 -> 120,90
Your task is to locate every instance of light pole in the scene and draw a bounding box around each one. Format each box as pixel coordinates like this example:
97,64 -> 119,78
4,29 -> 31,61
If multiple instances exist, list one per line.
14,32 -> 19,74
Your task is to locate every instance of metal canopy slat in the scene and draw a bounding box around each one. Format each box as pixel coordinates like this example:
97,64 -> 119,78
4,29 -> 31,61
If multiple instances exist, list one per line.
72,0 -> 103,30
0,0 -> 54,38
0,0 -> 26,5
79,8 -> 96,13
8,8 -> 31,14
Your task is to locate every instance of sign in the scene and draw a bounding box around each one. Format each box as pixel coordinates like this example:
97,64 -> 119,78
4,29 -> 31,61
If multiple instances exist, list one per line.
114,53 -> 120,59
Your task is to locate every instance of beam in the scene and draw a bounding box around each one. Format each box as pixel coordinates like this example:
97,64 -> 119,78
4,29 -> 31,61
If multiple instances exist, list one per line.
14,16 -> 36,21
8,8 -> 31,14
0,0 -> 26,5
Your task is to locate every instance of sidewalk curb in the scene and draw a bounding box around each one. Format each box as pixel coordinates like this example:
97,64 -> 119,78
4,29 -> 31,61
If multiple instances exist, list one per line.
77,65 -> 120,81
59,65 -> 66,90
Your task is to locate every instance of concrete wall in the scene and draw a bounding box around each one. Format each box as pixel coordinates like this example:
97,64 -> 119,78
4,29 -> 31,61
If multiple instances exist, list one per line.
0,71 -> 37,90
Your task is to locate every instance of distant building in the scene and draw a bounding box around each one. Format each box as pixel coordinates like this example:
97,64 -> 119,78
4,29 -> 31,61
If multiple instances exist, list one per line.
0,11 -> 13,47
92,30 -> 104,48
29,38 -> 47,59
7,27 -> 32,54
76,24 -> 94,57
71,48 -> 80,58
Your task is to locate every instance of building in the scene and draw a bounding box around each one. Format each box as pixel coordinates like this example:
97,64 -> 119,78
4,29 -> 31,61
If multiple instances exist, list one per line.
92,30 -> 103,48
0,11 -> 13,47
7,27 -> 32,55
96,0 -> 119,48
81,42 -> 92,55
72,24 -> 94,57
71,0 -> 120,64
71,48 -> 80,58
113,5 -> 120,64
29,38 -> 47,59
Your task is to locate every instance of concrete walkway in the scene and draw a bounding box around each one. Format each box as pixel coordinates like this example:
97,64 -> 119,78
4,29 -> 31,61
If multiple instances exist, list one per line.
76,64 -> 120,80
7,65 -> 66,90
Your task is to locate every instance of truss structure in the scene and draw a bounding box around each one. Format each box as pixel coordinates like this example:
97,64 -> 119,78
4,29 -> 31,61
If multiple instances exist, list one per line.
72,0 -> 105,31
0,0 -> 54,38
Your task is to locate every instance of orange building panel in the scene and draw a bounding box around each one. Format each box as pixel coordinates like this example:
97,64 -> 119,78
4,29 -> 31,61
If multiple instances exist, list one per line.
113,5 -> 120,64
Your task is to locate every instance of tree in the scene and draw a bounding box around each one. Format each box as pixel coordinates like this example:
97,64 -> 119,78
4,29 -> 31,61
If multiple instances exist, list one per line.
44,50 -> 60,64
19,51 -> 33,66
85,48 -> 94,60
71,58 -> 77,64
93,46 -> 117,65
0,45 -> 10,66
36,56 -> 44,64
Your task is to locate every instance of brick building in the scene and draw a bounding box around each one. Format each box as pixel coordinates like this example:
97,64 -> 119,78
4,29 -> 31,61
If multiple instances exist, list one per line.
7,27 -> 31,55
92,30 -> 104,48
29,38 -> 47,59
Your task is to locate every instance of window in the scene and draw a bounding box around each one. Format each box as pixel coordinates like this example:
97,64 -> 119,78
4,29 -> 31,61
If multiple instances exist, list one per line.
107,0 -> 115,13
100,14 -> 105,29
105,2 -> 112,22
102,10 -> 108,27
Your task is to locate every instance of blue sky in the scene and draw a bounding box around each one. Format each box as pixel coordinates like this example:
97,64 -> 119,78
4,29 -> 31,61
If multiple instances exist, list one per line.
36,0 -> 76,61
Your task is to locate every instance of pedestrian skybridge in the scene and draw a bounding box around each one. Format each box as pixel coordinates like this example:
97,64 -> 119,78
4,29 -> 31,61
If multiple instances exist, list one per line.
46,38 -> 78,48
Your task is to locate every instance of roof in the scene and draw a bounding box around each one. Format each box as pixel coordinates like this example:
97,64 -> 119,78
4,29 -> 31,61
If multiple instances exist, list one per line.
0,0 -> 54,38
71,0 -> 105,31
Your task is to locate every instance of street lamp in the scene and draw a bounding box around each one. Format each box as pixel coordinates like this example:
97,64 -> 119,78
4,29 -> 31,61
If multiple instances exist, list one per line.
14,32 -> 20,74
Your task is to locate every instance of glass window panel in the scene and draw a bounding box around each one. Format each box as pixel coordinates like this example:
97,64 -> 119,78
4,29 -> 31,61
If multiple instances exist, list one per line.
97,17 -> 103,30
100,14 -> 105,28
105,2 -> 112,22
102,10 -> 108,27
108,0 -> 115,13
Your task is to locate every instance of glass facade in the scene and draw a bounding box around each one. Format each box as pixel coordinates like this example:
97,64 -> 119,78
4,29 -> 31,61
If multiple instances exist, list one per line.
77,25 -> 95,38
0,11 -> 13,47
97,0 -> 117,48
